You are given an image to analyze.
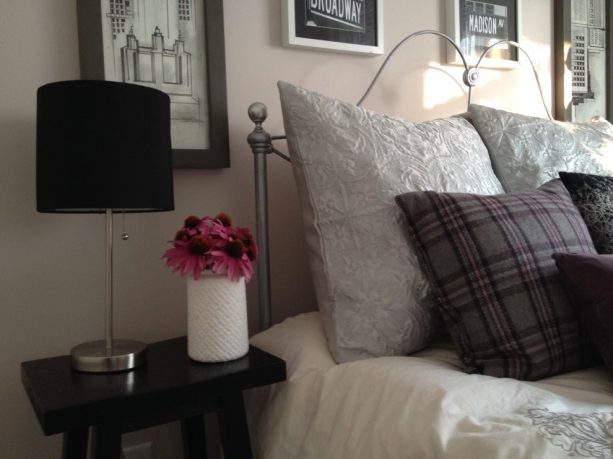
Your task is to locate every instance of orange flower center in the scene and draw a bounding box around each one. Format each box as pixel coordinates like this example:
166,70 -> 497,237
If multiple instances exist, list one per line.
175,230 -> 190,241
225,240 -> 245,259
215,212 -> 232,227
188,236 -> 210,256
184,215 -> 201,229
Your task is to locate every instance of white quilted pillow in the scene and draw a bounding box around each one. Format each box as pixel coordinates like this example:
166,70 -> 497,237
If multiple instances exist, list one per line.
279,82 -> 504,362
469,104 -> 613,192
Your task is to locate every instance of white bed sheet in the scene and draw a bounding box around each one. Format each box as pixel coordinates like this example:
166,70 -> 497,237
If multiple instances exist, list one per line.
246,312 -> 613,459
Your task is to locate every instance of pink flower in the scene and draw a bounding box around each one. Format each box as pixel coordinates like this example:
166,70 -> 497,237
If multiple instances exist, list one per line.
209,239 -> 254,282
183,215 -> 202,237
209,219 -> 232,240
235,227 -> 258,261
195,216 -> 215,236
163,235 -> 212,280
163,212 -> 257,282
215,212 -> 233,227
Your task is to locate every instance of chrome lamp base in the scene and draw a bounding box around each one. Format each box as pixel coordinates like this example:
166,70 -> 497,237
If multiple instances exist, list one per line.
70,210 -> 148,373
71,339 -> 147,373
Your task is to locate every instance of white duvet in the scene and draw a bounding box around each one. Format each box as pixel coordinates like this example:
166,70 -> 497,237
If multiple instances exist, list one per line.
246,312 -> 613,459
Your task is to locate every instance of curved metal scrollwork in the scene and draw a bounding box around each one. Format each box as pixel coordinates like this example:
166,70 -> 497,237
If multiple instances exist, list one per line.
357,31 -> 552,120
472,39 -> 552,120
356,30 -> 473,106
247,30 -> 552,330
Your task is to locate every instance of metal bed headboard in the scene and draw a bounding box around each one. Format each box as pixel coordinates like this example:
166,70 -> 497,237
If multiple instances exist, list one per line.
247,29 -> 551,331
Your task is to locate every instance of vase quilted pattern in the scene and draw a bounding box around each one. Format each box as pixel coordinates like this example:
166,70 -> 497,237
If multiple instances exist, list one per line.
187,274 -> 248,362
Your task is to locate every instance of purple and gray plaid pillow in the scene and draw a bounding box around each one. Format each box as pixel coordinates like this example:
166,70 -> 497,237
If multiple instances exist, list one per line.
395,180 -> 599,380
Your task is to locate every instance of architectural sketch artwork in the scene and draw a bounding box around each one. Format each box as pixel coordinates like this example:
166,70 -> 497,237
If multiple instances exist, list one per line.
570,0 -> 606,122
101,0 -> 209,150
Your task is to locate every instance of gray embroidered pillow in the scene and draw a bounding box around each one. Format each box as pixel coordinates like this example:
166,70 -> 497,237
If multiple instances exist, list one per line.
395,180 -> 598,380
278,81 -> 504,362
469,104 -> 613,192
559,171 -> 613,254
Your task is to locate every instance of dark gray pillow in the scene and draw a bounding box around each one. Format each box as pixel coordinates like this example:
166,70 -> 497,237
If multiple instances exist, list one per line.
395,180 -> 599,380
559,172 -> 613,254
553,252 -> 611,373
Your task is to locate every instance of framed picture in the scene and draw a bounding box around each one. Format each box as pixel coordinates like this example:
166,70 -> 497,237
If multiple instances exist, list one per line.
554,0 -> 612,122
446,0 -> 520,69
282,0 -> 384,55
76,0 -> 229,168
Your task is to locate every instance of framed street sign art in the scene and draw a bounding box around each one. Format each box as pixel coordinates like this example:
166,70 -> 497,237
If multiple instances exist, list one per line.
283,0 -> 384,55
446,0 -> 520,69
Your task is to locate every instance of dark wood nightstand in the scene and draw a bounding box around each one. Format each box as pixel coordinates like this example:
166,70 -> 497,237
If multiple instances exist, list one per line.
21,337 -> 286,459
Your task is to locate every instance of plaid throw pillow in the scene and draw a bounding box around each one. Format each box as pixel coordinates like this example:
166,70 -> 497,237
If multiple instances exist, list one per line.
395,180 -> 598,380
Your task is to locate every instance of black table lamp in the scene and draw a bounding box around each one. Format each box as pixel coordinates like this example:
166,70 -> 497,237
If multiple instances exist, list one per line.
36,80 -> 174,373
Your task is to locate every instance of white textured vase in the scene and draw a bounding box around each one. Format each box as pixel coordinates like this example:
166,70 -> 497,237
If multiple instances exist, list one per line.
187,273 -> 249,362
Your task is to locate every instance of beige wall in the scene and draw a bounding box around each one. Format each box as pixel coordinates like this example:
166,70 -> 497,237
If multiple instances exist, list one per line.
0,0 -> 552,457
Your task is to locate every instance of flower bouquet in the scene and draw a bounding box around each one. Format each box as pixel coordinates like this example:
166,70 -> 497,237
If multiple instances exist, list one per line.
163,212 -> 258,282
164,212 -> 257,362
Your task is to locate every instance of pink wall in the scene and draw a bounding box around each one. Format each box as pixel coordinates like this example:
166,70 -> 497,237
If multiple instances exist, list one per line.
0,0 -> 553,456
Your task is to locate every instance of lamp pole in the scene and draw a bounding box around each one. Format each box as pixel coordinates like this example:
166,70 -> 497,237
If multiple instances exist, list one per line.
105,208 -> 113,353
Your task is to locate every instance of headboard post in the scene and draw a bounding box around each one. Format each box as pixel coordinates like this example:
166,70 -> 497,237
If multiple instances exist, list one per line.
247,103 -> 273,331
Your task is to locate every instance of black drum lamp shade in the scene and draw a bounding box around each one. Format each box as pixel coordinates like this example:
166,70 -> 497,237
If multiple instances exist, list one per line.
37,80 -> 174,213
36,80 -> 175,373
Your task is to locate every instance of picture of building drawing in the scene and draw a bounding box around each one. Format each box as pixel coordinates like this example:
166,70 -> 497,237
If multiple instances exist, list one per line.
569,0 -> 607,121
100,0 -> 209,150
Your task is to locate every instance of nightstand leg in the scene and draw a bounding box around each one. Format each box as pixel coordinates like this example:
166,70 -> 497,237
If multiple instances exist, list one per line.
92,424 -> 122,459
217,392 -> 253,459
62,427 -> 89,459
181,415 -> 207,459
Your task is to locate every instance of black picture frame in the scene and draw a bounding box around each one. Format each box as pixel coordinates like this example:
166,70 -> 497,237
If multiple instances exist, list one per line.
446,0 -> 520,69
76,0 -> 229,168
554,0 -> 612,122
283,0 -> 384,55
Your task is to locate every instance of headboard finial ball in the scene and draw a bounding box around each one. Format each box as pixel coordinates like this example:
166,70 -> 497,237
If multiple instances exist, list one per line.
463,68 -> 480,87
248,102 -> 268,123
